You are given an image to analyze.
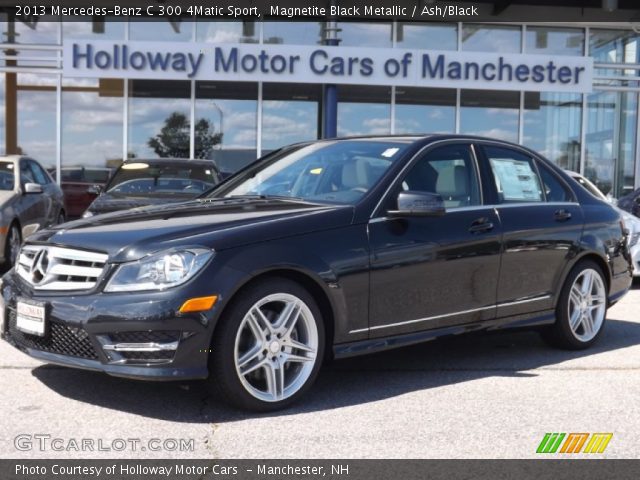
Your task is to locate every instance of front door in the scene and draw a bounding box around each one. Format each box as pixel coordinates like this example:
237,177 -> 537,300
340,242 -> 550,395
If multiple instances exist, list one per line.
368,143 -> 502,338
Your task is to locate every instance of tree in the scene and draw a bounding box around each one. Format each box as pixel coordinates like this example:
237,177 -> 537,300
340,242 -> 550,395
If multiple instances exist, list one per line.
147,112 -> 223,159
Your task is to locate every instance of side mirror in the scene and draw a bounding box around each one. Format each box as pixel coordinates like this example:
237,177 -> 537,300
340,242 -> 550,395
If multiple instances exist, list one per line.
87,184 -> 103,195
24,183 -> 43,194
388,191 -> 446,217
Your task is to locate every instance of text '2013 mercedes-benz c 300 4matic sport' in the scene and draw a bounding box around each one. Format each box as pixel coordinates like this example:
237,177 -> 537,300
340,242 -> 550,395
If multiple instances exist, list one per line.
0,136 -> 633,411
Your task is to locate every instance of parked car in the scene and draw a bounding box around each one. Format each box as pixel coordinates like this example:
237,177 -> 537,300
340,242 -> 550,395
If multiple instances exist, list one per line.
617,187 -> 640,218
82,158 -> 221,217
1,136 -> 632,411
49,167 -> 112,220
0,155 -> 65,267
566,170 -> 640,278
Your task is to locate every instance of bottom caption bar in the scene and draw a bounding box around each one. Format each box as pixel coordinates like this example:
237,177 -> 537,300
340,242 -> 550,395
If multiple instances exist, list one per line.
4,459 -> 640,480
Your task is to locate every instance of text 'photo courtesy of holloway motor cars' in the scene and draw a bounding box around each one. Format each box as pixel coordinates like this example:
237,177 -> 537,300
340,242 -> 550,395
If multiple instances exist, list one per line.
0,135 -> 633,411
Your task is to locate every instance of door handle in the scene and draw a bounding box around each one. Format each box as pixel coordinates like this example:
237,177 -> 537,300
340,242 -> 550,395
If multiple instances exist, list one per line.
554,209 -> 572,222
469,218 -> 494,234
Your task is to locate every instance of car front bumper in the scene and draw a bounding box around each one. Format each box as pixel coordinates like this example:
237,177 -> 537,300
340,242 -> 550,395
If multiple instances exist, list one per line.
631,241 -> 640,277
0,267 -> 241,381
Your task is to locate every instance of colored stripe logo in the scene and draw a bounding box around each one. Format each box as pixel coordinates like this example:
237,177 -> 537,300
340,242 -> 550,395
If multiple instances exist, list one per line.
537,433 -> 612,454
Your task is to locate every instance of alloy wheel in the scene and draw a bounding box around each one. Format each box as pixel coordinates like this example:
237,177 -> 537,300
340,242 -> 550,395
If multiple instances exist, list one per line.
233,293 -> 318,402
567,268 -> 606,342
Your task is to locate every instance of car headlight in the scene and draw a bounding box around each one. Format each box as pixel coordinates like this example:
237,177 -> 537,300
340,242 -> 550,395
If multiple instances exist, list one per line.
104,248 -> 214,292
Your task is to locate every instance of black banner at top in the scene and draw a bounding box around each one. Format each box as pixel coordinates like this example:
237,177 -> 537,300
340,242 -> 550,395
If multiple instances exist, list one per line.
0,0 -> 640,23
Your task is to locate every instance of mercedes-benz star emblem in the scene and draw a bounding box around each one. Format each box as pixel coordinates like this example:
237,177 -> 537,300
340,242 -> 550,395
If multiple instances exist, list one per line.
31,250 -> 49,284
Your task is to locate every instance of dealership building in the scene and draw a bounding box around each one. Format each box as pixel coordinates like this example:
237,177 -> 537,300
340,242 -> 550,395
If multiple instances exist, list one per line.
2,7 -> 640,204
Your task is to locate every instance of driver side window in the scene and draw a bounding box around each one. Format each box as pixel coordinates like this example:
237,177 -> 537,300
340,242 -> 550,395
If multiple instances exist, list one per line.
399,144 -> 481,209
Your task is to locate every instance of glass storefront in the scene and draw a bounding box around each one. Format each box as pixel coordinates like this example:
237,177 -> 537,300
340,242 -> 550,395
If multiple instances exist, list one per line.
1,19 -> 640,217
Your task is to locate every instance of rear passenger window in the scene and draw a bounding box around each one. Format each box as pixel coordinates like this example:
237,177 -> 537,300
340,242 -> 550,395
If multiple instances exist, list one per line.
537,162 -> 574,202
484,146 -> 543,203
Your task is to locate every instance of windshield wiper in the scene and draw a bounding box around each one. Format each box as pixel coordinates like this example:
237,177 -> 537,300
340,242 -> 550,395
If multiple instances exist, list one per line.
225,194 -> 306,202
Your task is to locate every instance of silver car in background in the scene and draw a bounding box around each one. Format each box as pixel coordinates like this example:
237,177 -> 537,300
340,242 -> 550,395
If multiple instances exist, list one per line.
567,170 -> 640,278
0,156 -> 65,267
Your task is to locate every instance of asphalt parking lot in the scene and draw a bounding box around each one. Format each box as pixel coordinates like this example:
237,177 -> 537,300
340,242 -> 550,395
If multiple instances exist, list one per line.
1,281 -> 639,459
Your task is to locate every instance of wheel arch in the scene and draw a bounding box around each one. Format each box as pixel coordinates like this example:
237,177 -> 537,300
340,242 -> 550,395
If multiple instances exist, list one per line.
210,267 -> 336,360
555,251 -> 612,309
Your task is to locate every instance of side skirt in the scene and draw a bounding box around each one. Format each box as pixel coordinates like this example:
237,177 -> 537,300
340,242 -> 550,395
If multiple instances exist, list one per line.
333,309 -> 556,359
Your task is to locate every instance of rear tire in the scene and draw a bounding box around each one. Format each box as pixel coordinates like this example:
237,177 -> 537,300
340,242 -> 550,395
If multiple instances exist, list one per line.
543,260 -> 608,350
207,278 -> 325,412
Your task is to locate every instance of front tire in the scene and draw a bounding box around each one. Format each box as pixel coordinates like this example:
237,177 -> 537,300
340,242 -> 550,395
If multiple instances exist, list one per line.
543,260 -> 608,350
5,223 -> 21,267
208,278 -> 325,411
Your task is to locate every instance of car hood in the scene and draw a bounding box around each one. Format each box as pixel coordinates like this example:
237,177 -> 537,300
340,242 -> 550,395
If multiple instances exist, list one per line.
29,198 -> 354,262
87,192 -> 195,214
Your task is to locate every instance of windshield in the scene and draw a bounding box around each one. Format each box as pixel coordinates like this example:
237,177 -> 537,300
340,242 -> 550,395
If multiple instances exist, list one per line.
107,162 -> 217,196
210,140 -> 411,205
0,162 -> 15,191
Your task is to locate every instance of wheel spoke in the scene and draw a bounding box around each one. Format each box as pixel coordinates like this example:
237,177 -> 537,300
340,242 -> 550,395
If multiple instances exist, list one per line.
580,271 -> 594,296
582,313 -> 594,336
264,360 -> 285,400
569,307 -> 582,331
240,356 -> 268,377
237,344 -> 263,370
247,307 -> 272,341
570,286 -> 582,307
283,352 -> 314,364
277,302 -> 301,337
288,338 -> 315,354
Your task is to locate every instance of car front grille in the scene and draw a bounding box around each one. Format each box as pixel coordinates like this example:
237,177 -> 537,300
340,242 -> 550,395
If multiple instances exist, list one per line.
7,310 -> 98,360
16,245 -> 108,291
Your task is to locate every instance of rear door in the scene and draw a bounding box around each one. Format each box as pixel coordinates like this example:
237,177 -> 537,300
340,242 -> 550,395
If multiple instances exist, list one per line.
477,143 -> 584,318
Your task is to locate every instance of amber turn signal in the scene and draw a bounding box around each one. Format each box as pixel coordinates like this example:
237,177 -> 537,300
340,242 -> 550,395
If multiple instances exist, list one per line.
179,295 -> 218,313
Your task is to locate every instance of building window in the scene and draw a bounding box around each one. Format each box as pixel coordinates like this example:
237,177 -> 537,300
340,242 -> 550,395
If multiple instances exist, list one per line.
195,81 -> 258,173
196,21 -> 259,43
128,80 -> 191,159
462,24 -> 521,53
129,19 -> 193,41
263,22 -> 323,45
585,91 -> 637,197
262,83 -> 320,152
523,92 -> 582,171
13,74 -> 57,169
337,85 -> 391,136
590,29 -> 640,63
0,73 -> 5,153
63,18 -> 125,41
525,27 -> 584,56
339,22 -> 392,48
396,22 -> 457,50
460,90 -> 519,143
395,87 -> 455,134
62,78 -> 123,169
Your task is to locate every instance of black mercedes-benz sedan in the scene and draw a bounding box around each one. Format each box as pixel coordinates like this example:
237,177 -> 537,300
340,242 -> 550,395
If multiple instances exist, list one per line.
0,135 -> 633,411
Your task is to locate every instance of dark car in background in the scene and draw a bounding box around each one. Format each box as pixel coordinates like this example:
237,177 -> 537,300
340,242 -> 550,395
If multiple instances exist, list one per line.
82,158 -> 221,218
49,167 -> 113,220
618,187 -> 640,218
1,136 -> 632,412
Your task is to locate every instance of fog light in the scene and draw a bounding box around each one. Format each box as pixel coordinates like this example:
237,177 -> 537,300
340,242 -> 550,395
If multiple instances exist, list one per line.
179,295 -> 218,313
